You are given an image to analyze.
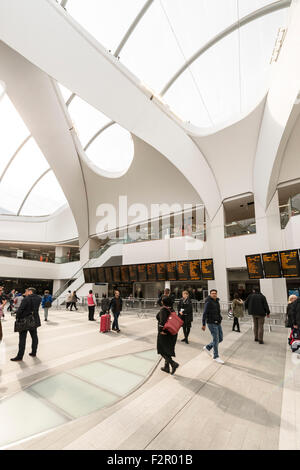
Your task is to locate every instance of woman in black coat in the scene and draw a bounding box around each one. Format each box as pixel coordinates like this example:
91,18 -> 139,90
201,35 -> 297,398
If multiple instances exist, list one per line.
178,290 -> 193,344
286,294 -> 298,327
156,296 -> 179,375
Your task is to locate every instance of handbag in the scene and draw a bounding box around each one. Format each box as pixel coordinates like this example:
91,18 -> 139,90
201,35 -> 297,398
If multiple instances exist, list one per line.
163,308 -> 184,335
227,309 -> 233,320
14,314 -> 36,333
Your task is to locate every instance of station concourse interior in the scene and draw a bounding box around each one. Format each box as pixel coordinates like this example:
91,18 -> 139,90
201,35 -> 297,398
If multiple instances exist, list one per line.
0,0 -> 300,451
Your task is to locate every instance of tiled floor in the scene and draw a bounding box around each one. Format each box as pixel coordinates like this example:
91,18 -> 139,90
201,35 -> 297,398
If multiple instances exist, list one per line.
0,309 -> 297,450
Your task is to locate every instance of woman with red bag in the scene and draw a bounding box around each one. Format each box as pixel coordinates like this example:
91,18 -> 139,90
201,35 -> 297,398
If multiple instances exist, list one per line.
156,296 -> 180,375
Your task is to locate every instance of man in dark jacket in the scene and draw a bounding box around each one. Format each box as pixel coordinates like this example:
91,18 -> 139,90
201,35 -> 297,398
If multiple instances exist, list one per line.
109,290 -> 122,333
157,288 -> 175,308
178,290 -> 193,344
291,296 -> 300,328
202,289 -> 224,364
11,287 -> 41,361
244,289 -> 270,344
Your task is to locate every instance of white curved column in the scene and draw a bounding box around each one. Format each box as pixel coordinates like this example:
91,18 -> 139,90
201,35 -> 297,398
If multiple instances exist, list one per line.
0,41 -> 89,247
0,0 -> 221,220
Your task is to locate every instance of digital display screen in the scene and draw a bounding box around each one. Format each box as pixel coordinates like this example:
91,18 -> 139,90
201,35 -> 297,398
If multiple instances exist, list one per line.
97,267 -> 106,283
201,259 -> 214,280
83,268 -> 90,283
112,266 -> 121,282
189,260 -> 201,281
262,252 -> 281,278
104,267 -> 112,283
280,250 -> 300,278
138,264 -> 147,282
166,262 -> 177,281
156,263 -> 166,281
120,265 -> 130,282
246,254 -> 264,279
129,265 -> 138,282
147,263 -> 157,281
177,261 -> 189,281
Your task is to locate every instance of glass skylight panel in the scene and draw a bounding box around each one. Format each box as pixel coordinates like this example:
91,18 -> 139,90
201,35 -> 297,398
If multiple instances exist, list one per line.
239,8 -> 288,113
65,0 -> 142,53
20,171 -> 68,216
0,94 -> 30,177
159,0 -> 237,60
0,138 -> 49,214
86,124 -> 134,173
68,95 -> 111,147
120,0 -> 185,92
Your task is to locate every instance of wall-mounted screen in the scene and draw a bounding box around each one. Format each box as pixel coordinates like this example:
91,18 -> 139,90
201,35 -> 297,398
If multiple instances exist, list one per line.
96,267 -> 106,283
156,263 -> 166,281
280,250 -> 300,278
147,263 -> 157,281
104,267 -> 112,283
201,259 -> 214,280
120,265 -> 130,282
245,254 -> 264,279
112,266 -> 121,282
177,261 -> 189,281
83,268 -> 90,283
189,260 -> 201,281
262,252 -> 281,278
129,265 -> 138,282
166,262 -> 177,281
138,264 -> 147,282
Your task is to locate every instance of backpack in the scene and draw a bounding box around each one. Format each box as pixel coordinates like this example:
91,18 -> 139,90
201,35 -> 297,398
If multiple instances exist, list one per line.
44,297 -> 52,308
288,327 -> 300,345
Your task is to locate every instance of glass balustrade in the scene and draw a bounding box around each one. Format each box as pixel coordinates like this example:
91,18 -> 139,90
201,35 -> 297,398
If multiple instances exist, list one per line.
224,218 -> 256,238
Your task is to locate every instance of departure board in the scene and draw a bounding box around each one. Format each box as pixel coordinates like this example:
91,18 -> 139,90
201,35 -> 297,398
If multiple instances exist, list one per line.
138,264 -> 147,282
120,265 -> 130,282
97,267 -> 106,283
104,267 -> 112,283
262,252 -> 281,278
83,268 -> 90,283
89,268 -> 98,283
201,259 -> 215,280
156,263 -> 166,281
189,260 -> 201,281
166,262 -> 177,281
147,263 -> 157,281
112,266 -> 121,282
177,261 -> 189,281
129,265 -> 138,282
246,254 -> 264,279
280,250 -> 300,278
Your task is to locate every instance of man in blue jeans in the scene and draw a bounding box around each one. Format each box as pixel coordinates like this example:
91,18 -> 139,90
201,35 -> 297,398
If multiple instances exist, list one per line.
202,289 -> 224,364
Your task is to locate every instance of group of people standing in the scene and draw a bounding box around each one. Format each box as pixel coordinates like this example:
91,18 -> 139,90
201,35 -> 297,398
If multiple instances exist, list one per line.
156,287 -> 272,374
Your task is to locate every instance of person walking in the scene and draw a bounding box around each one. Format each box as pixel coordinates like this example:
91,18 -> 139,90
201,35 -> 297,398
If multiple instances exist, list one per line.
244,289 -> 270,344
70,291 -> 80,311
156,296 -> 179,374
65,290 -> 72,310
10,287 -> 41,361
292,295 -> 300,329
202,289 -> 224,364
232,293 -> 244,332
100,294 -> 110,316
109,290 -> 122,332
87,290 -> 96,321
178,290 -> 193,344
41,290 -> 52,322
286,294 -> 297,328
157,288 -> 175,308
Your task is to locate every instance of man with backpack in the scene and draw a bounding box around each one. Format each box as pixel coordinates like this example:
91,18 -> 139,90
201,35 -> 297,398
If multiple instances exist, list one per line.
42,290 -> 52,322
244,289 -> 270,344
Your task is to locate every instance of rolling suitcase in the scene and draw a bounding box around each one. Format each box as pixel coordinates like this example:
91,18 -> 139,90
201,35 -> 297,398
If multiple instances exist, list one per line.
100,313 -> 111,333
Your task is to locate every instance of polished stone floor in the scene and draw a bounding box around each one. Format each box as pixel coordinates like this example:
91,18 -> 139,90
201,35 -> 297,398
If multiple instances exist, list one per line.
0,308 -> 298,450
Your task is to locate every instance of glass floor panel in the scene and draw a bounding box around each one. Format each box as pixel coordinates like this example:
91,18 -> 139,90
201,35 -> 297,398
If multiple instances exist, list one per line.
0,390 -> 67,448
135,349 -> 159,361
70,362 -> 144,396
103,354 -> 156,376
29,373 -> 118,419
